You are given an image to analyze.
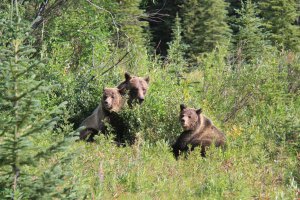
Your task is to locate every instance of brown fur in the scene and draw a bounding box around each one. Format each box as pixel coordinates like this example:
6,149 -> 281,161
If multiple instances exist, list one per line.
79,87 -> 125,141
172,104 -> 226,158
117,72 -> 150,106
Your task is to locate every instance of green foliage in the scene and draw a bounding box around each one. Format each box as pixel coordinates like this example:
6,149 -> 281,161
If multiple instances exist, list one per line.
44,1 -> 113,70
119,70 -> 184,143
0,12 -> 75,199
234,0 -> 269,63
182,0 -> 232,61
142,0 -> 183,56
69,132 -> 298,199
259,0 -> 300,51
166,13 -> 187,78
113,0 -> 149,69
0,0 -> 299,199
37,0 -> 151,126
38,0 -> 124,126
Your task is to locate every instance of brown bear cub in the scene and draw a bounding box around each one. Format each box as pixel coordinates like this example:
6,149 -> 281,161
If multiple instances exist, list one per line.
172,104 -> 226,158
79,87 -> 126,142
117,72 -> 150,106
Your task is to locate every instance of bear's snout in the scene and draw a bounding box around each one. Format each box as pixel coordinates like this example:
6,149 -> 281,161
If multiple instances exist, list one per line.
104,100 -> 110,106
103,99 -> 112,110
181,118 -> 188,127
138,97 -> 144,103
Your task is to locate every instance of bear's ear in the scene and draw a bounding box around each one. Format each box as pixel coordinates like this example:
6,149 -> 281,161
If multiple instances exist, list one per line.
196,108 -> 202,115
125,72 -> 132,81
180,104 -> 187,111
103,87 -> 108,93
118,87 -> 127,95
144,76 -> 150,83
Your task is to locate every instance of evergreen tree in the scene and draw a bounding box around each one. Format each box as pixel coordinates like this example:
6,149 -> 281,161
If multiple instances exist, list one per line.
142,0 -> 183,56
226,0 -> 242,18
235,1 -> 268,63
166,13 -> 187,78
115,0 -> 149,70
116,0 -> 147,47
226,0 -> 242,35
181,0 -> 203,58
0,9 -> 74,199
182,0 -> 231,60
259,0 -> 300,52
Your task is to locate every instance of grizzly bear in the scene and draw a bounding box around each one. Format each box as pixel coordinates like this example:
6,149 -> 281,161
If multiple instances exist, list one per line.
117,72 -> 150,106
172,104 -> 226,158
79,87 -> 126,141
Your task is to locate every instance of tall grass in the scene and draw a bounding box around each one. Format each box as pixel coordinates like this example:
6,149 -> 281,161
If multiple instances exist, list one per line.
36,46 -> 299,199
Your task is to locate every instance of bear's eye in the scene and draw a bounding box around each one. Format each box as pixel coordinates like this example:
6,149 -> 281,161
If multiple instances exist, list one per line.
111,95 -> 115,99
188,116 -> 191,118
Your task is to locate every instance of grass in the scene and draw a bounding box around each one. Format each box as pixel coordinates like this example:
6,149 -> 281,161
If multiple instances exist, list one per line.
63,131 -> 298,199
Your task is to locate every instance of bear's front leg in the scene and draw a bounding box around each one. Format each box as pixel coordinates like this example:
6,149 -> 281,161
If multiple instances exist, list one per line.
80,128 -> 98,142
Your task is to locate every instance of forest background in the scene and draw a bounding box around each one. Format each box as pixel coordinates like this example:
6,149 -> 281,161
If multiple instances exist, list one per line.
0,0 -> 299,199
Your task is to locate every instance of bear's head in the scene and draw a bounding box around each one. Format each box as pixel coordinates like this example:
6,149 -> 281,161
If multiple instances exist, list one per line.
118,72 -> 150,105
102,87 -> 126,112
179,104 -> 202,131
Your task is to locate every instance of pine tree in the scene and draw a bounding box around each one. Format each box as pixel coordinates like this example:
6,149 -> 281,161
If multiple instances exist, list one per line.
226,0 -> 242,17
259,0 -> 300,52
0,9 -> 74,199
181,0 -> 203,58
142,0 -> 183,56
182,0 -> 232,60
114,0 -> 149,70
235,0 -> 268,63
166,13 -> 187,79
